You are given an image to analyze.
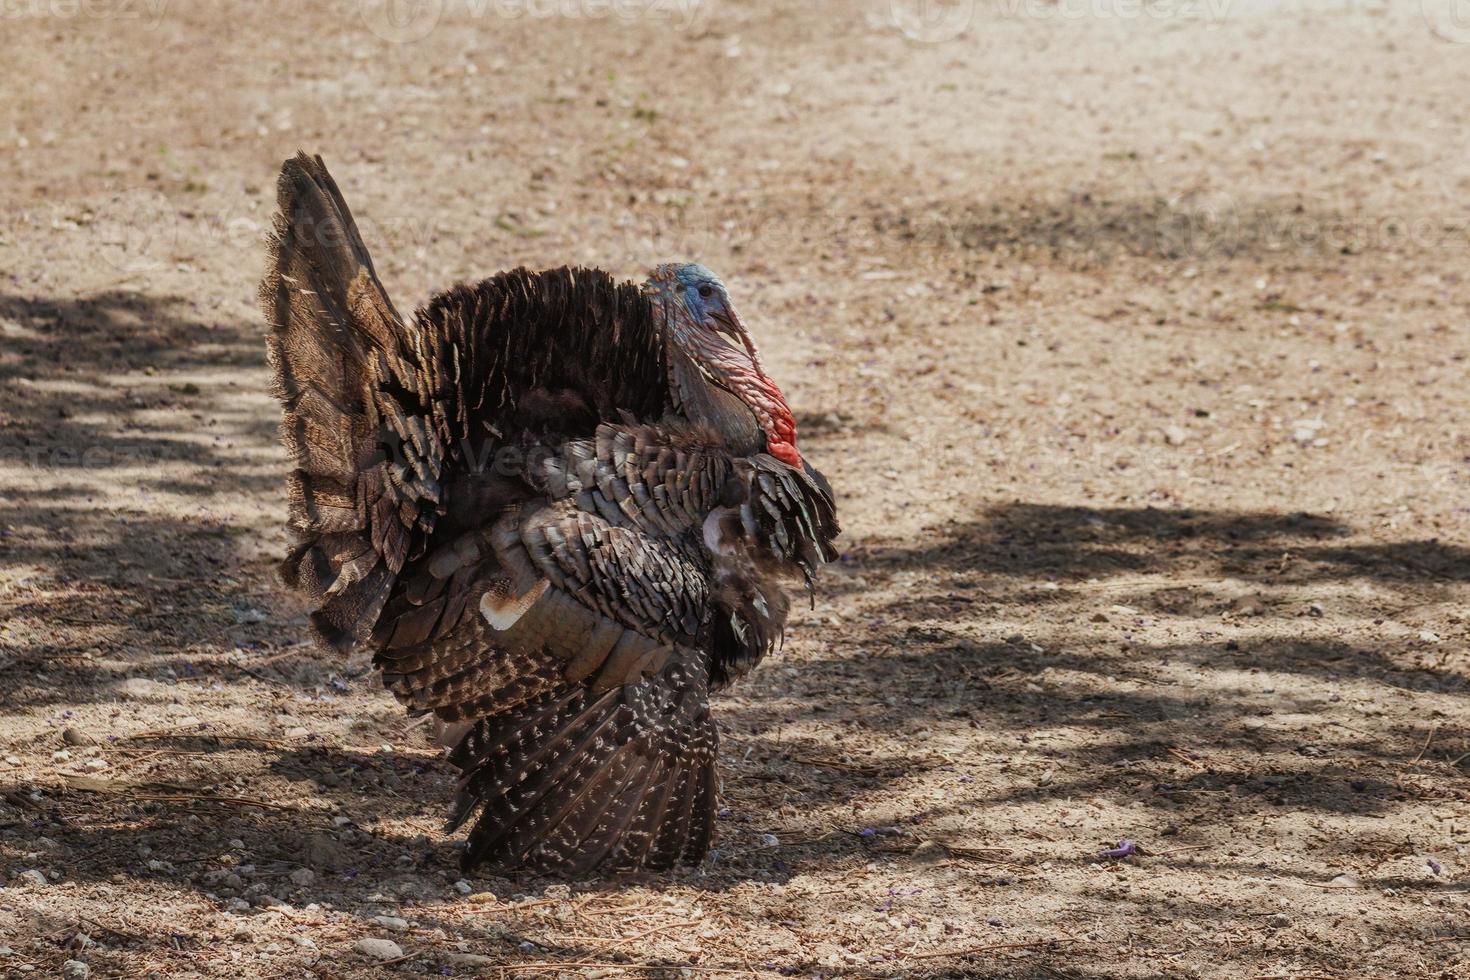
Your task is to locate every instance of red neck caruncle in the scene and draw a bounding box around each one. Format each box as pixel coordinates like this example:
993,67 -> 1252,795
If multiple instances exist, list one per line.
724,364 -> 801,468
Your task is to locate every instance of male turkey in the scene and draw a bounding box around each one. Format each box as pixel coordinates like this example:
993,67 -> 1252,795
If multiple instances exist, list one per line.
260,154 -> 839,876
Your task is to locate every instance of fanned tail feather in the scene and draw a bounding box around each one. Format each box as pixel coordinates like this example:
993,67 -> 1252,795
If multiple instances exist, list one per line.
261,152 -> 442,652
448,660 -> 716,875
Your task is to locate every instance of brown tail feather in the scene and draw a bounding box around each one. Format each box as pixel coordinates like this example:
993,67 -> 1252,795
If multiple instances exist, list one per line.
571,750 -> 669,872
261,152 -> 440,653
647,753 -> 702,868
449,661 -> 717,875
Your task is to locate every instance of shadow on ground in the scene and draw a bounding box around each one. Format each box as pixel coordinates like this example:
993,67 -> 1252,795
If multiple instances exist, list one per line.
873,188 -> 1444,267
0,290 -> 293,709
3,298 -> 1467,977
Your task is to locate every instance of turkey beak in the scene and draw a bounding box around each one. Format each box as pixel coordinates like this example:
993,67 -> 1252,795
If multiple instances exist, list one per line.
709,307 -> 760,361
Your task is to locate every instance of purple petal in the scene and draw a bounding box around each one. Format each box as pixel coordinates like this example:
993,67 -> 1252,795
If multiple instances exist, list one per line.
1098,839 -> 1140,859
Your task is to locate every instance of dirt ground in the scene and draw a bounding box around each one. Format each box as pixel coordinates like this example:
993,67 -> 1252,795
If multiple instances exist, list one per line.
2,0 -> 1468,977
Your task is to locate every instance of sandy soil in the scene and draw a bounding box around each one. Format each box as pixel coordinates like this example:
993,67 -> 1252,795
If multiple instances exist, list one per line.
1,0 -> 1468,977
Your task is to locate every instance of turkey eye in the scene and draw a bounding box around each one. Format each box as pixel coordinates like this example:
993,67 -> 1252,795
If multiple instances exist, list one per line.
697,284 -> 714,299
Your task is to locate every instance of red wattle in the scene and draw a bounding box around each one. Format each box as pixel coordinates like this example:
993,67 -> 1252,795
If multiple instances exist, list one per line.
768,437 -> 801,468
754,374 -> 801,468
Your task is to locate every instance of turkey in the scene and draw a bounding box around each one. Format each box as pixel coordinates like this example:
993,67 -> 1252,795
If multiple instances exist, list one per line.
260,153 -> 840,876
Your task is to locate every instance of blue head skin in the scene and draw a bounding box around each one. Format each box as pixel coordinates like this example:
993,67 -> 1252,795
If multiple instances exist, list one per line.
673,262 -> 729,327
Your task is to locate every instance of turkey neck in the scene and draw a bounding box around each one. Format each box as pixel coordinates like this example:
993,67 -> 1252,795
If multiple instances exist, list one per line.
667,346 -> 765,455
666,345 -> 801,467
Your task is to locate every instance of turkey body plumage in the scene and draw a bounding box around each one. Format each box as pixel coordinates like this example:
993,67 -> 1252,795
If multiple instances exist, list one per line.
260,154 -> 839,876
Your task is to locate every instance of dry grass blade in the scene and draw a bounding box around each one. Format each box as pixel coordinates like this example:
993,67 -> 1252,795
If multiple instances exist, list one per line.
60,773 -> 295,810
79,915 -> 145,944
491,964 -> 785,978
901,937 -> 1084,960
1408,724 -> 1439,767
124,731 -> 296,749
1167,746 -> 1209,770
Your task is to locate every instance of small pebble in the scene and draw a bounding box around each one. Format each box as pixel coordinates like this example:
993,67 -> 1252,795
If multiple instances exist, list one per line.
444,953 -> 496,966
355,938 -> 404,961
289,868 -> 315,887
117,677 -> 157,699
1268,913 -> 1290,928
452,879 -> 472,895
61,961 -> 89,980
16,869 -> 47,887
61,727 -> 95,746
372,915 -> 409,932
